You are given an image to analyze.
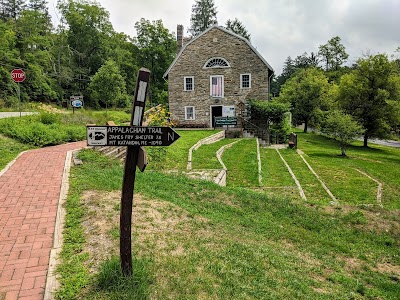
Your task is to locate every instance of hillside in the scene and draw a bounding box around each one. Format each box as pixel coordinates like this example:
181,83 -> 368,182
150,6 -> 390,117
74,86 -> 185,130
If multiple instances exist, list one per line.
56,130 -> 400,299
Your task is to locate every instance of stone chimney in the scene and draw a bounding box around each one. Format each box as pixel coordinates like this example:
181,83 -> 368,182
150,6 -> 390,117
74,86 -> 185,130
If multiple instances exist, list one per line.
177,24 -> 184,53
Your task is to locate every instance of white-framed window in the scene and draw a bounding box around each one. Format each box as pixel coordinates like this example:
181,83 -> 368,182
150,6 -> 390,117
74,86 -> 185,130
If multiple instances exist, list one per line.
185,106 -> 195,120
204,57 -> 230,68
240,74 -> 251,89
210,75 -> 224,98
184,76 -> 194,91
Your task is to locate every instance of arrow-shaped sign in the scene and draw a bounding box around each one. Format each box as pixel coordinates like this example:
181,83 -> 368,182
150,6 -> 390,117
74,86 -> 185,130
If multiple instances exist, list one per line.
86,126 -> 180,147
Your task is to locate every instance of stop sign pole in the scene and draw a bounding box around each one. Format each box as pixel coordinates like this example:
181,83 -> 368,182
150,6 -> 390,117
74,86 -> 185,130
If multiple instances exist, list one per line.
11,69 -> 26,117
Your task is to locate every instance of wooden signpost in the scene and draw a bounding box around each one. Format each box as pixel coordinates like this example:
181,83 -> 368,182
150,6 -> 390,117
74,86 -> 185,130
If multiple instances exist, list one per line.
86,68 -> 180,276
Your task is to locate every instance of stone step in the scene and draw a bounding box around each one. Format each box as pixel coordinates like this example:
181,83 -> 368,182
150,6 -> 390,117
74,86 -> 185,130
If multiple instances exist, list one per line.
243,130 -> 255,138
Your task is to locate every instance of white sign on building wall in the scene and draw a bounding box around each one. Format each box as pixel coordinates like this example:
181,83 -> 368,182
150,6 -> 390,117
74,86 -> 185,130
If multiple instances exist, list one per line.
223,106 -> 235,117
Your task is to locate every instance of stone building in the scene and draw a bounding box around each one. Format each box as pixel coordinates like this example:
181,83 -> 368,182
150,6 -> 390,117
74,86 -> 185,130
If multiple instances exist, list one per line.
163,25 -> 274,127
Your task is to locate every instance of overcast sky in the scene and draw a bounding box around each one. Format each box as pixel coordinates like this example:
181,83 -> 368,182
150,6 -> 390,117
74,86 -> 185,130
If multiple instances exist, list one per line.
47,0 -> 400,74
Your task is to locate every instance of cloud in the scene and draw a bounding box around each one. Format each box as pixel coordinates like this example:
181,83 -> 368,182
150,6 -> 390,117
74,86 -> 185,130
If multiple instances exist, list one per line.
47,0 -> 400,74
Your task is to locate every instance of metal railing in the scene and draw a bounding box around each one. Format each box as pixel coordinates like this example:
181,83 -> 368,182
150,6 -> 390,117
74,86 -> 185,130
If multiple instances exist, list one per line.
239,116 -> 270,145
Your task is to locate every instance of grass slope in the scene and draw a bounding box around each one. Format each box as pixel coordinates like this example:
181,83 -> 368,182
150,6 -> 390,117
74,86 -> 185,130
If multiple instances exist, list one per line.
146,130 -> 220,171
57,149 -> 400,299
223,139 -> 259,187
192,138 -> 235,169
296,132 -> 400,209
0,134 -> 33,170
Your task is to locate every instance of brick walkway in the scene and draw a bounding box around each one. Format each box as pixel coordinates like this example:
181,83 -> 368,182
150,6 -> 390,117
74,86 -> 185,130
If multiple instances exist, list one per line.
0,142 -> 86,300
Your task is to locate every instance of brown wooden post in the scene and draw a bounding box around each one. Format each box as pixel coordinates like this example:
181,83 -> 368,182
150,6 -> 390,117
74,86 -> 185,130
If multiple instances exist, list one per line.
120,68 -> 150,276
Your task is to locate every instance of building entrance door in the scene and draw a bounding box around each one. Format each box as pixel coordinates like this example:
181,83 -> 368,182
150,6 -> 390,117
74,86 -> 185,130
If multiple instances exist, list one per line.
211,105 -> 223,127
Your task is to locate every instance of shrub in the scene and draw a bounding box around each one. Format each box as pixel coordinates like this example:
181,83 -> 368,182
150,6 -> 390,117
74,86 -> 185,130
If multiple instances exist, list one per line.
40,112 -> 61,125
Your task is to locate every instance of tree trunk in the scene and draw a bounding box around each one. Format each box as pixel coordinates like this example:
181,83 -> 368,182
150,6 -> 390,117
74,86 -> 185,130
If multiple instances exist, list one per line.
304,119 -> 308,133
363,134 -> 368,147
341,147 -> 347,156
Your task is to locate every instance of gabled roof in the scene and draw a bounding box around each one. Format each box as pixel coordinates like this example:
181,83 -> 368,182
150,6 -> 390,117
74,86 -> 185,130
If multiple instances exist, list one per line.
163,25 -> 274,78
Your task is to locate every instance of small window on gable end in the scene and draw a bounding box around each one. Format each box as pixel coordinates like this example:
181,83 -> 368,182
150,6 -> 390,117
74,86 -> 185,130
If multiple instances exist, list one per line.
240,74 -> 251,89
184,76 -> 194,91
185,106 -> 195,120
204,57 -> 230,68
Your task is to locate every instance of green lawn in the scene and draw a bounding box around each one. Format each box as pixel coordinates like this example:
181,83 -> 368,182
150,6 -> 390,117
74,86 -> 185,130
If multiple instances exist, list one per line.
295,132 -> 400,209
222,139 -> 259,187
146,130 -> 220,171
192,138 -> 235,169
57,149 -> 400,300
279,148 -> 333,204
260,148 -> 301,200
0,134 -> 33,170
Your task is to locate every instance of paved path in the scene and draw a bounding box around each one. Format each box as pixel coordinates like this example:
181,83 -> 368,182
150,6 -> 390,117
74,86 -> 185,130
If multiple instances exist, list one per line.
0,141 -> 86,300
368,139 -> 400,148
0,112 -> 37,119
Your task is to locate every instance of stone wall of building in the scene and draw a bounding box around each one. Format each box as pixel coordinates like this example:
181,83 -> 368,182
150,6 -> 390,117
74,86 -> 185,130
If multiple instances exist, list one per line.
168,27 -> 271,127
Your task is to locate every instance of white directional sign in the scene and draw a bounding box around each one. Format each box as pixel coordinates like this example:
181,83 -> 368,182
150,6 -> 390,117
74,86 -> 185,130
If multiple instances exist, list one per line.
87,126 -> 180,147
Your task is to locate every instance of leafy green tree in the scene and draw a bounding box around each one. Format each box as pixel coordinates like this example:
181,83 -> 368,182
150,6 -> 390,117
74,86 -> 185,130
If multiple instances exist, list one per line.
188,0 -> 217,36
0,0 -> 26,20
318,36 -> 349,71
271,52 -> 320,97
250,100 -> 291,142
88,59 -> 128,108
134,18 -> 176,105
58,0 -> 114,100
338,54 -> 400,146
15,8 -> 56,101
321,110 -> 364,156
225,18 -> 250,41
0,19 -> 22,105
277,68 -> 332,132
107,32 -> 138,94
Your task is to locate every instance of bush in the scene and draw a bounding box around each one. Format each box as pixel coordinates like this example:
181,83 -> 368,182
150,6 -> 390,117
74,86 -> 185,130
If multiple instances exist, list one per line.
40,112 -> 61,125
0,114 -> 85,147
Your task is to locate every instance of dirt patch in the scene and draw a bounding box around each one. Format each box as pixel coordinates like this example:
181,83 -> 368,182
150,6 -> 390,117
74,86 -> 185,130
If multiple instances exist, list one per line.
80,190 -> 212,271
323,204 -> 400,235
375,262 -> 400,276
81,191 -> 121,272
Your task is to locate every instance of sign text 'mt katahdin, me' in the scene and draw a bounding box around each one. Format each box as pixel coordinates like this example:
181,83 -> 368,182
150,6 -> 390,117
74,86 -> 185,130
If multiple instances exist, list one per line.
87,126 -> 180,147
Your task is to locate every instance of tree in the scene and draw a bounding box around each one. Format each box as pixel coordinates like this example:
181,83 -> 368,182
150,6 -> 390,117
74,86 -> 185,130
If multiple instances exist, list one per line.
318,36 -> 349,71
250,100 -> 291,142
225,18 -> 250,41
338,54 -> 400,146
0,0 -> 26,20
88,59 -> 128,108
134,18 -> 176,105
277,68 -> 332,132
57,0 -> 114,100
188,0 -> 217,36
271,52 -> 321,97
321,110 -> 364,156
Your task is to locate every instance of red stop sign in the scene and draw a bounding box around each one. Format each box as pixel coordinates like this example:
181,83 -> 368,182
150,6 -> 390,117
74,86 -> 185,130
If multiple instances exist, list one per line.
11,69 -> 26,83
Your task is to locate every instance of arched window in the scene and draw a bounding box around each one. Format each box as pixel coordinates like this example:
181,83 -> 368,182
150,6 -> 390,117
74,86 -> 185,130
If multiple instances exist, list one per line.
204,57 -> 230,68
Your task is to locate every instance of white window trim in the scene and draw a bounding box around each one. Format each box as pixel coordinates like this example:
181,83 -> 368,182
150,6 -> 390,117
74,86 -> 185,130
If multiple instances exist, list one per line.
184,76 -> 194,91
203,57 -> 231,69
240,73 -> 251,89
210,75 -> 224,98
184,106 -> 195,120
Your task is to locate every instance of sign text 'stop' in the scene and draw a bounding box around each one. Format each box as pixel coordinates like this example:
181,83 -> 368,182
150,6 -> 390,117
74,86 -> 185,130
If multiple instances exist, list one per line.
11,69 -> 26,83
